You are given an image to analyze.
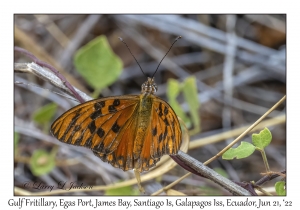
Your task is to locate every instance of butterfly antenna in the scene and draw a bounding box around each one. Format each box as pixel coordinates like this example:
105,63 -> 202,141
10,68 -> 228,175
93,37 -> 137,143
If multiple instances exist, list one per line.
151,36 -> 182,78
119,37 -> 147,78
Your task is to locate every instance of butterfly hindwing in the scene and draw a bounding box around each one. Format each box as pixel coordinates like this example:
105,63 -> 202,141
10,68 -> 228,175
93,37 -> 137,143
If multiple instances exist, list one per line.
150,97 -> 182,159
134,96 -> 182,172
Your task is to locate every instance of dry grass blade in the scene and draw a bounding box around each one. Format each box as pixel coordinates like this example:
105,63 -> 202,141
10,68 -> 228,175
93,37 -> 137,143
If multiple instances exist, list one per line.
166,189 -> 186,195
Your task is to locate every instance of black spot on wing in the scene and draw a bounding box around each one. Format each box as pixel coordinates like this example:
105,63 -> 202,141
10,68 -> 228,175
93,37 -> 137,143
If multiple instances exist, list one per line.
74,136 -> 83,145
163,130 -> 168,140
101,153 -> 107,159
158,103 -> 163,117
84,136 -> 93,147
164,106 -> 169,115
97,128 -> 105,138
158,133 -> 163,143
88,121 -> 96,133
94,101 -> 105,110
95,142 -> 105,151
85,138 -> 92,147
113,99 -> 120,106
108,105 -> 117,113
152,127 -> 157,136
90,110 -> 102,120
164,118 -> 169,126
112,122 -> 120,133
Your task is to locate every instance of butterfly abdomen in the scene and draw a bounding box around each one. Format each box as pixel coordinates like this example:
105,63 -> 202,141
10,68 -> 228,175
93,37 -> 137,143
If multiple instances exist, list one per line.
133,93 -> 153,159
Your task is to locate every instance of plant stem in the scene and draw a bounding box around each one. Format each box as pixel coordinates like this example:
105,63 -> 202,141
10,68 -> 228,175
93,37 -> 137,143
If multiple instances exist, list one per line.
251,181 -> 273,196
256,147 -> 270,172
133,169 -> 145,193
92,88 -> 101,99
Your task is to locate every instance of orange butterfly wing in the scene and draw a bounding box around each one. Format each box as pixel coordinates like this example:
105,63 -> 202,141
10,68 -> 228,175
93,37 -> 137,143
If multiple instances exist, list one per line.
151,97 -> 182,157
51,95 -> 139,155
93,112 -> 138,171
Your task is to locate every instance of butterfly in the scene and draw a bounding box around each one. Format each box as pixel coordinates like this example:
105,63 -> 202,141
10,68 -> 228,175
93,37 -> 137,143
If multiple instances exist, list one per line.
50,37 -> 182,172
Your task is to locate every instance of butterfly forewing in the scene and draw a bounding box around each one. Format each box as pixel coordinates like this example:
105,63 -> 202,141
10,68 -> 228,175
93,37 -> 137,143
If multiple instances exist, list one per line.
51,96 -> 140,152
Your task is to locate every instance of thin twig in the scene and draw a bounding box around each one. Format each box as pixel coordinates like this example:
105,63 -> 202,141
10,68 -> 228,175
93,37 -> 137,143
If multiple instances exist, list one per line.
175,151 -> 251,195
222,15 -> 237,129
14,62 -> 91,103
256,170 -> 286,185
14,47 -> 85,103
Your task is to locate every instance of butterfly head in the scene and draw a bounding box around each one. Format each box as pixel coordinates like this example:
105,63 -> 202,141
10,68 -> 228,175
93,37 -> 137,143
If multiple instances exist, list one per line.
141,77 -> 157,94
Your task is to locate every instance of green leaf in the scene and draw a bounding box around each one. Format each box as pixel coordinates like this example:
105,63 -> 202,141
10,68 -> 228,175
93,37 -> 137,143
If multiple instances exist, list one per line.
182,76 -> 200,133
32,103 -> 57,124
222,141 -> 256,160
74,35 -> 123,91
105,185 -> 139,195
166,79 -> 190,127
30,150 -> 55,176
167,78 -> 181,99
252,127 -> 272,150
275,181 -> 286,196
14,132 -> 20,154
